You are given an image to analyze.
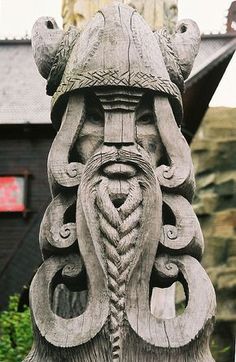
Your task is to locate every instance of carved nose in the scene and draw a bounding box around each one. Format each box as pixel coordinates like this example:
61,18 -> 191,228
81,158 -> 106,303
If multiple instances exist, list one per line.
103,163 -> 137,178
104,111 -> 135,145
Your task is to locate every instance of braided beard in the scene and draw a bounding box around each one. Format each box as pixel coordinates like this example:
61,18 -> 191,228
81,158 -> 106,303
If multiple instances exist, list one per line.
77,145 -> 161,361
96,176 -> 142,360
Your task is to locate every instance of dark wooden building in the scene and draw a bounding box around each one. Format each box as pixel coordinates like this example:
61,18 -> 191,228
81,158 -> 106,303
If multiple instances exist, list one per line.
0,33 -> 236,310
0,40 -> 54,308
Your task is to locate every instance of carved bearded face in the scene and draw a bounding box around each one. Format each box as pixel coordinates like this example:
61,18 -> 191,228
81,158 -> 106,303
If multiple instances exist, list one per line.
73,88 -> 163,356
73,88 -> 164,220
76,88 -> 164,168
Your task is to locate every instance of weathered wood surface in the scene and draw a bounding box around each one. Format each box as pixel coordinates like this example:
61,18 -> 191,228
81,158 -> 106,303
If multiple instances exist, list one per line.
25,3 -> 216,361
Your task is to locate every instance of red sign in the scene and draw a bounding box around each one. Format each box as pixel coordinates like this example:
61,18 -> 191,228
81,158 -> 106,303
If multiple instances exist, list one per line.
0,176 -> 25,212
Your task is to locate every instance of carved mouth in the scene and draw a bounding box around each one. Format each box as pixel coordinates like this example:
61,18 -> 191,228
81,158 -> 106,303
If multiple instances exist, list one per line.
101,163 -> 138,209
111,195 -> 126,208
106,178 -> 130,208
102,162 -> 137,178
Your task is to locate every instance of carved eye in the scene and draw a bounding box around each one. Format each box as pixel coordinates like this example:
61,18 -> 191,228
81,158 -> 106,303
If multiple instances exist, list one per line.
136,113 -> 154,125
87,112 -> 104,125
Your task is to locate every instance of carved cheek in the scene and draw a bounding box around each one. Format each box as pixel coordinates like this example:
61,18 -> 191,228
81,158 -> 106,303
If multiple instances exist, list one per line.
75,125 -> 102,164
136,125 -> 164,167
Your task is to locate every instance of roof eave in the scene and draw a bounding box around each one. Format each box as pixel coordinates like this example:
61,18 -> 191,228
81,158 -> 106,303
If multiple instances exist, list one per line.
185,38 -> 236,89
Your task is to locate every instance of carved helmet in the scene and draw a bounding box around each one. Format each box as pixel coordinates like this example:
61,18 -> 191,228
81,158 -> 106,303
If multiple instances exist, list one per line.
32,3 -> 200,128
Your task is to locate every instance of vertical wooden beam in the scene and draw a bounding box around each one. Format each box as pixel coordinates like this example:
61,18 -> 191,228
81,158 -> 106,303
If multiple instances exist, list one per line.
62,0 -> 178,31
25,3 -> 216,361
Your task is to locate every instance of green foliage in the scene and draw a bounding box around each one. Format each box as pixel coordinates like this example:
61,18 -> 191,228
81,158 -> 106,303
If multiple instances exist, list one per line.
211,335 -> 232,362
0,294 -> 233,361
0,295 -> 32,362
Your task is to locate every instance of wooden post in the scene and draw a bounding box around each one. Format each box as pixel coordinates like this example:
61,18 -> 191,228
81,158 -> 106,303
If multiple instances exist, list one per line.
25,3 -> 216,361
62,0 -> 178,31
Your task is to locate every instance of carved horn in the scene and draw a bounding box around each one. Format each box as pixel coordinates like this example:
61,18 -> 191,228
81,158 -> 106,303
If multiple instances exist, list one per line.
31,17 -> 64,79
172,19 -> 201,79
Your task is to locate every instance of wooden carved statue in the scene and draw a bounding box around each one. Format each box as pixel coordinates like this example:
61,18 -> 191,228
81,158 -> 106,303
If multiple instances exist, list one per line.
25,3 -> 216,361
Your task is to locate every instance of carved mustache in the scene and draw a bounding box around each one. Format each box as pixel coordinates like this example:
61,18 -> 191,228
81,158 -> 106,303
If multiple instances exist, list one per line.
80,144 -> 157,188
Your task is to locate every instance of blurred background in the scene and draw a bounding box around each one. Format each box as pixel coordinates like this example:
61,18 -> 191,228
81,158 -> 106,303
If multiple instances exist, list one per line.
0,1 -> 235,361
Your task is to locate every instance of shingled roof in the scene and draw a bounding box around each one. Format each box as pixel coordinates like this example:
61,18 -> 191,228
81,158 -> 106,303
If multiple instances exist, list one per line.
0,39 -> 50,124
186,33 -> 236,88
183,33 -> 236,142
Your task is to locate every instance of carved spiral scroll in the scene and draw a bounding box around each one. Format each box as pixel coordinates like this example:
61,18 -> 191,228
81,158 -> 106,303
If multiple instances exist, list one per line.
154,96 -> 195,201
40,192 -> 77,258
48,93 -> 85,192
153,254 -> 179,287
126,254 -> 216,348
30,254 -> 109,348
160,193 -> 204,260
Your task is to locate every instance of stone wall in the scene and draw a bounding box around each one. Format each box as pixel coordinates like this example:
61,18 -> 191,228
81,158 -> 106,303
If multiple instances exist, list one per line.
191,107 -> 236,361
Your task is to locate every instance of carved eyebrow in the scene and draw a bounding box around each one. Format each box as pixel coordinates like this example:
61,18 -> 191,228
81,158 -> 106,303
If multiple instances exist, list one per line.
95,88 -> 144,112
86,105 -> 104,117
136,109 -> 154,121
135,91 -> 154,115
85,92 -> 103,115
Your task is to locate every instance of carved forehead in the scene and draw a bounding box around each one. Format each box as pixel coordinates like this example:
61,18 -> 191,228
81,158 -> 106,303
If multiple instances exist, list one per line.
84,87 -> 155,114
95,87 -> 144,112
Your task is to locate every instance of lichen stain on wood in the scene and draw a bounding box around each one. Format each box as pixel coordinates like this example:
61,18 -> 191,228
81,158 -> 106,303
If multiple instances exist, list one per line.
24,3 -> 216,361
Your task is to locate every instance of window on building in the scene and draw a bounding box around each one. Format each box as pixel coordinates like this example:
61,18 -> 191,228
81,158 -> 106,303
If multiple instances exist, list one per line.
0,176 -> 27,213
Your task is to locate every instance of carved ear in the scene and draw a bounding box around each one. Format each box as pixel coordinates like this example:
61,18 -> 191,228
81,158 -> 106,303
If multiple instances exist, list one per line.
31,17 -> 64,79
172,19 -> 201,79
155,19 -> 200,92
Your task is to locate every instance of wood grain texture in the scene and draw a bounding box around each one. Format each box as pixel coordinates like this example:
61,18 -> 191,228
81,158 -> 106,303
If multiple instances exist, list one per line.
161,192 -> 204,259
48,94 -> 85,191
26,3 -> 215,361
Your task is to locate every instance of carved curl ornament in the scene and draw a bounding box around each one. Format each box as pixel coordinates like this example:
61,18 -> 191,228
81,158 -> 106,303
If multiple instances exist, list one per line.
25,3 -> 216,361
